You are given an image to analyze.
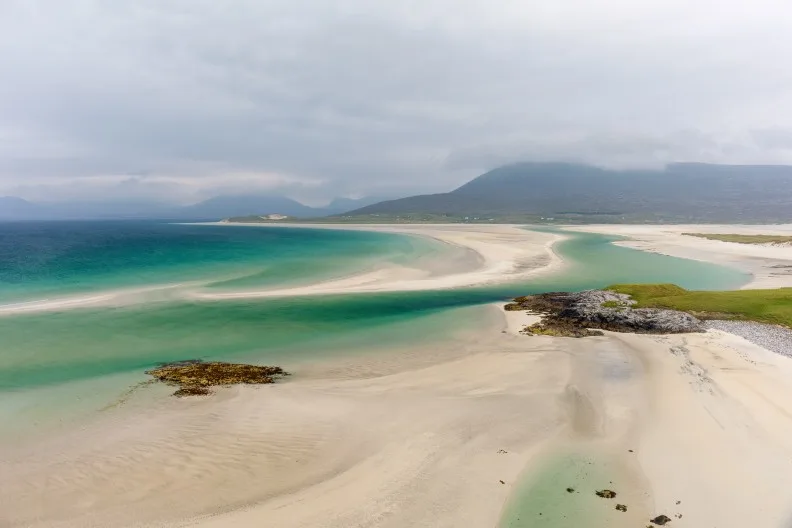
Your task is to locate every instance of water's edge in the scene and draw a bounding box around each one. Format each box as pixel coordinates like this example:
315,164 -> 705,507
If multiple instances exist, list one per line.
0,224 -> 748,440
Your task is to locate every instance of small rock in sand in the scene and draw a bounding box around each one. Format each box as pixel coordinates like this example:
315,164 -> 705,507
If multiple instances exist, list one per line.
595,489 -> 617,499
650,514 -> 672,525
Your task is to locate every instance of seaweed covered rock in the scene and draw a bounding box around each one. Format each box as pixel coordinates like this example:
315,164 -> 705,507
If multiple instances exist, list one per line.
173,386 -> 212,397
650,514 -> 672,525
508,290 -> 704,337
146,360 -> 289,396
525,318 -> 604,338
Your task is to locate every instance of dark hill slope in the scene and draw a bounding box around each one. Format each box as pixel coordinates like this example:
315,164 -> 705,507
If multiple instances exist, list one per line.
348,162 -> 792,222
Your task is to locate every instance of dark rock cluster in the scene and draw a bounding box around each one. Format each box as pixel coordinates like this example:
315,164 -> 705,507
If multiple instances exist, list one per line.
650,514 -> 673,525
506,290 -> 704,337
146,360 -> 289,396
595,489 -> 617,499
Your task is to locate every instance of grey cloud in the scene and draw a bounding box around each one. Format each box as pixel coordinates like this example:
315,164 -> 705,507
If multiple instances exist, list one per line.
443,130 -> 757,171
2,0 -> 792,202
751,128 -> 792,150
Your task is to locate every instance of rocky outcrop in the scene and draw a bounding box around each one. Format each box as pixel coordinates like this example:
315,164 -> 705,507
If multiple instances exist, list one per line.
506,290 -> 704,337
146,360 -> 289,396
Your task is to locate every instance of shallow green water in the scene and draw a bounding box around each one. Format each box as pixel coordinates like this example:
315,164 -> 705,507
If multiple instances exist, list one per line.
0,224 -> 747,393
499,449 -> 643,528
0,304 -> 492,441
0,220 -> 755,528
0,222 -> 748,441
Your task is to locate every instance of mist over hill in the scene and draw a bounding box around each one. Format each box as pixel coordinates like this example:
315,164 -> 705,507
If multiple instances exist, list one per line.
349,162 -> 792,223
0,197 -> 42,220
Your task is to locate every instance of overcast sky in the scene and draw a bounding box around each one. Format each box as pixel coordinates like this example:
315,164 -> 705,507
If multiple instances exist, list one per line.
2,0 -> 792,204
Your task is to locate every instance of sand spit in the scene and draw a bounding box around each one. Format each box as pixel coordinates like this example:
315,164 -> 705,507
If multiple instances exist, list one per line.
5,304 -> 792,527
0,282 -> 195,316
0,225 -> 563,315
194,224 -> 565,300
568,224 -> 792,289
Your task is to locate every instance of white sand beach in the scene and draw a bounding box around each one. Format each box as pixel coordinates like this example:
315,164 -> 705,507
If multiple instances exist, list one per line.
568,224 -> 792,289
5,224 -> 792,528
5,303 -> 792,528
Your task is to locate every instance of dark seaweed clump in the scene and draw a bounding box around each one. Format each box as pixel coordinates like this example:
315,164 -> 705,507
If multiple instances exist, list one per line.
146,360 -> 289,396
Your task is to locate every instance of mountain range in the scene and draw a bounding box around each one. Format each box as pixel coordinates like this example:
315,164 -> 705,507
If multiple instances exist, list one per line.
348,162 -> 792,222
6,162 -> 792,223
0,194 -> 389,221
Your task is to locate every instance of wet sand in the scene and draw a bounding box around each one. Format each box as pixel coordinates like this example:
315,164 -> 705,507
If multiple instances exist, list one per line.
5,303 -> 792,527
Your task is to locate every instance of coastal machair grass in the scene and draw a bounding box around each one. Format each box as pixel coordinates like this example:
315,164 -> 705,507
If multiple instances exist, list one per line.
683,233 -> 792,245
609,284 -> 792,328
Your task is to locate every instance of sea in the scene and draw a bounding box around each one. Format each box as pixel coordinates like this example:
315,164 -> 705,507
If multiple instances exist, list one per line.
0,221 -> 747,440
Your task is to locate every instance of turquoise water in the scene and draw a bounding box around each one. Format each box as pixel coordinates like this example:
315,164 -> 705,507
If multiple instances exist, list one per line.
0,223 -> 751,522
0,221 -> 436,303
0,222 -> 747,404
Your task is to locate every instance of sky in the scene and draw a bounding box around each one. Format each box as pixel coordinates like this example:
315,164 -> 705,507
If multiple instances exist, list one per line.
2,0 -> 792,205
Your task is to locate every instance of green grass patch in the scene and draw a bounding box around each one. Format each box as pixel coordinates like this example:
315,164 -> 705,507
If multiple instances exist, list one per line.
683,233 -> 792,245
608,284 -> 792,328
600,300 -> 623,308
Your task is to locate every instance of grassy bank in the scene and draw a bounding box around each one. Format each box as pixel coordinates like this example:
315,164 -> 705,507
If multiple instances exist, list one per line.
683,233 -> 792,245
608,284 -> 792,328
